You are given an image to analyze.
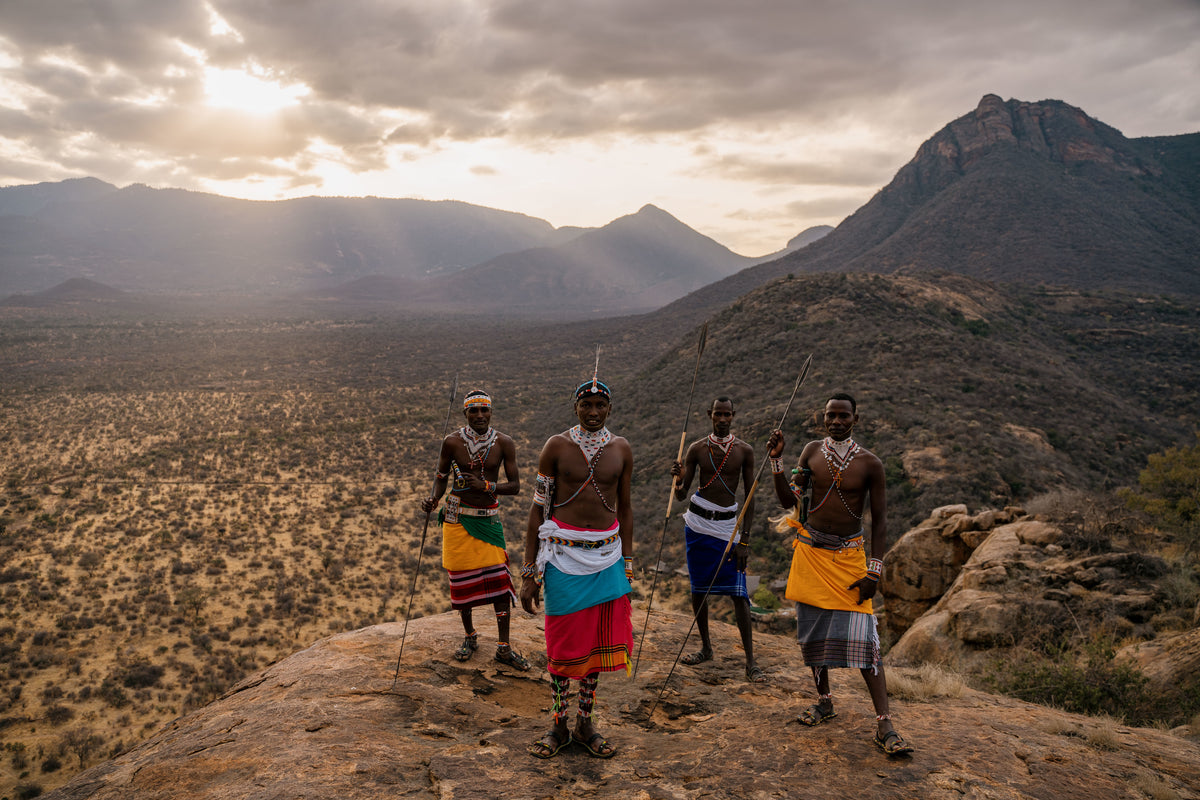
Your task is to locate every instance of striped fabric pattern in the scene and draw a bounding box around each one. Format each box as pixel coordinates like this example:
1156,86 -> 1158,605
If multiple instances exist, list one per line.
794,601 -> 881,671
447,563 -> 517,610
544,595 -> 633,678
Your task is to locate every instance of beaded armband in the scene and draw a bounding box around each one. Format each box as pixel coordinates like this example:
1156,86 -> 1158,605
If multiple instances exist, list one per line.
534,472 -> 555,514
435,469 -> 449,481
770,456 -> 784,474
485,479 -> 497,494
624,556 -> 634,578
867,557 -> 884,580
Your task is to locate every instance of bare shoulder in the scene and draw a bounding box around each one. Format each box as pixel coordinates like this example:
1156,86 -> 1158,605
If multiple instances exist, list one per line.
609,434 -> 634,457
858,447 -> 884,469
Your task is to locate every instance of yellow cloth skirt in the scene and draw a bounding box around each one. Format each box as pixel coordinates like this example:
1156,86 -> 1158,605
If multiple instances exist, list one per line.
442,521 -> 508,572
784,524 -> 873,615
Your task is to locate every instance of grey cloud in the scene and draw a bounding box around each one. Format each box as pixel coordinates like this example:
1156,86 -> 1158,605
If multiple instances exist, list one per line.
1,0 -> 1198,207
702,150 -> 905,189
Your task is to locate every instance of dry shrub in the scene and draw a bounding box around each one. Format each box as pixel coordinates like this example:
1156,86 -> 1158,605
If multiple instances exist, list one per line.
1130,769 -> 1181,800
1083,715 -> 1122,751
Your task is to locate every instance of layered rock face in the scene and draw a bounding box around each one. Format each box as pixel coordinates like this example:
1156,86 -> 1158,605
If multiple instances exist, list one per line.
883,505 -> 1177,680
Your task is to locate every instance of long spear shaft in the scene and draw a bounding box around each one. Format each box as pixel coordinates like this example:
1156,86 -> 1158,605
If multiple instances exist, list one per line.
391,374 -> 459,689
632,322 -> 708,677
646,354 -> 812,719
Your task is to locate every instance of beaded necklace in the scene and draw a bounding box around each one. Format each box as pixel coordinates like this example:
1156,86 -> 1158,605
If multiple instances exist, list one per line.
455,426 -> 497,494
701,434 -> 735,491
810,436 -> 864,520
554,426 -> 616,512
459,426 -> 497,468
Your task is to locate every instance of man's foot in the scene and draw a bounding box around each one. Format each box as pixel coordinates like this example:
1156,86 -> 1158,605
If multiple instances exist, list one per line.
798,701 -> 836,726
874,728 -> 914,756
494,644 -> 531,671
572,730 -> 617,758
453,632 -> 478,662
529,729 -> 570,759
745,664 -> 767,683
681,647 -> 713,666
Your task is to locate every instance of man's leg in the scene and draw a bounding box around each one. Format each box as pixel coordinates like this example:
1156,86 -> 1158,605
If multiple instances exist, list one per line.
732,596 -> 763,680
453,607 -> 478,661
798,665 -> 835,725
573,673 -> 616,757
493,596 -> 529,670
682,593 -> 714,664
862,665 -> 912,754
530,674 -> 573,758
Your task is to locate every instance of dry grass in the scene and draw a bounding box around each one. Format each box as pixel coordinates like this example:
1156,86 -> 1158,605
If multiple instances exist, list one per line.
1130,769 -> 1182,800
887,663 -> 968,701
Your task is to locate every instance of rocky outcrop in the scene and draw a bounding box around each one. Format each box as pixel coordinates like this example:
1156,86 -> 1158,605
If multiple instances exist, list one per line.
881,504 -> 1025,637
886,508 -> 1171,667
1117,627 -> 1200,696
42,606 -> 1200,800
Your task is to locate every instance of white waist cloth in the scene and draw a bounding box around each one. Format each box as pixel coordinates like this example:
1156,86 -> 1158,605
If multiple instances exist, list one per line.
682,493 -> 741,542
536,518 -> 623,577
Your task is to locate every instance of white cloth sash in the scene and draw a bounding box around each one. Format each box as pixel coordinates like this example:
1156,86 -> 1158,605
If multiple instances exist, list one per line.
682,493 -> 741,542
536,518 -> 623,577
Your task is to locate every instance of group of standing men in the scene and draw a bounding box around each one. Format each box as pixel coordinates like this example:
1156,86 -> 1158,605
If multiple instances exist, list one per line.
419,378 -> 913,759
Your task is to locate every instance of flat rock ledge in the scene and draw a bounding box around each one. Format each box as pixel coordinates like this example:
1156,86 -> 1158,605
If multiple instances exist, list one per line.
45,606 -> 1200,800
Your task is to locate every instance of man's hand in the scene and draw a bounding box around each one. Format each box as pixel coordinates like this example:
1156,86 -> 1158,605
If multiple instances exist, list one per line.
734,542 -> 749,572
767,429 -> 785,459
519,576 -> 541,614
849,575 -> 878,604
420,496 -> 437,515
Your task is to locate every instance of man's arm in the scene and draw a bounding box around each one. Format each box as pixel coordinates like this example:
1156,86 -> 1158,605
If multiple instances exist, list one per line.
671,440 -> 700,501
850,454 -> 888,605
867,455 -> 888,558
420,437 -> 454,514
766,429 -> 797,509
734,442 -> 756,570
617,439 -> 635,558
497,435 -> 520,496
519,439 -> 557,613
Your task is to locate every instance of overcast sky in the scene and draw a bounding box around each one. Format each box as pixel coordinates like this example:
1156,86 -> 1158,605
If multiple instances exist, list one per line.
2,1 -> 1198,255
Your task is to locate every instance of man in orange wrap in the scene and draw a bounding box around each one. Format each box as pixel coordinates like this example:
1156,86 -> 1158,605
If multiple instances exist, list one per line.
767,393 -> 913,756
422,389 -> 529,671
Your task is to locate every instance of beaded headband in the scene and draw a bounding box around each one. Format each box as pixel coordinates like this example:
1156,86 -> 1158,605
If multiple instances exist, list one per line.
575,379 -> 611,401
575,344 -> 610,401
463,392 -> 492,410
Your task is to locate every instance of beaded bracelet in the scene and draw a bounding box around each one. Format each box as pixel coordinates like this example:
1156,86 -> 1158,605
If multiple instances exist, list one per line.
867,557 -> 884,578
485,480 -> 497,493
770,456 -> 784,474
519,562 -> 537,578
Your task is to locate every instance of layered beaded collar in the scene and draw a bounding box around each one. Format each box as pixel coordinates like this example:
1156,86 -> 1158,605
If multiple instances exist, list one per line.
707,433 -> 734,454
821,436 -> 861,476
569,425 -> 612,464
459,425 -> 497,465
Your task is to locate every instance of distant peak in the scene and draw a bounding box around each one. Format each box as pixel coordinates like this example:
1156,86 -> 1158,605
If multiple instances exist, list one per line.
977,93 -> 1005,110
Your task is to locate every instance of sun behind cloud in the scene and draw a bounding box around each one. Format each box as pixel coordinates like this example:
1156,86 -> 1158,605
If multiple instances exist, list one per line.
202,65 -> 310,113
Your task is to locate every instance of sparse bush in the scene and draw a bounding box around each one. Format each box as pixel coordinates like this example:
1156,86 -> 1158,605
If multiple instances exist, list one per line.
750,585 -> 780,610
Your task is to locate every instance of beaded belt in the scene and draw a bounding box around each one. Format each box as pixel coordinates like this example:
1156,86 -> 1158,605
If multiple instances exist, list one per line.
544,532 -> 619,549
457,506 -> 499,517
797,525 -> 863,551
688,501 -> 737,521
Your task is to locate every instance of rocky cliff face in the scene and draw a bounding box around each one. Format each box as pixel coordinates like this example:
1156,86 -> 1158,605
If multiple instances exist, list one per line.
43,603 -> 1200,799
884,504 -> 1197,709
